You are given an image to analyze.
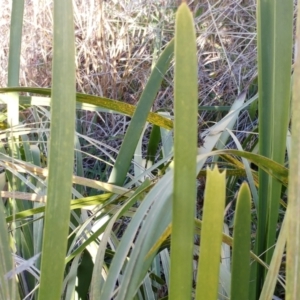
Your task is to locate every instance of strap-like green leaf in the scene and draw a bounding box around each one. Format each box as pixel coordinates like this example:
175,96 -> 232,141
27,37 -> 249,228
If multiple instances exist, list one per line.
195,166 -> 226,300
38,1 -> 76,299
0,86 -> 174,130
169,3 -> 198,300
231,182 -> 251,300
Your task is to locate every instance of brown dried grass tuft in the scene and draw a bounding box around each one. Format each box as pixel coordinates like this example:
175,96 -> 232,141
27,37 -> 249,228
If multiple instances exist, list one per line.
1,0 -> 256,102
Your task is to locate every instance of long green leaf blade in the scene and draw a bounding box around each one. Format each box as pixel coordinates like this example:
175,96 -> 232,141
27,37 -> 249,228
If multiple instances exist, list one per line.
7,0 -> 24,127
0,87 -> 174,130
169,3 -> 198,299
231,182 -> 251,300
256,1 -> 293,290
2,2 -> 24,298
38,1 -> 76,299
108,39 -> 174,185
264,0 -> 293,266
195,166 -> 226,300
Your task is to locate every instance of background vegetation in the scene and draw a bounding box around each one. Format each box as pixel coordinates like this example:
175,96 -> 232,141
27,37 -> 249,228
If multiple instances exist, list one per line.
0,0 -> 298,299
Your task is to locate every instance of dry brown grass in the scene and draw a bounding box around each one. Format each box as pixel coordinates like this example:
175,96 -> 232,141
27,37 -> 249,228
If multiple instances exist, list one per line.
0,0 -> 257,102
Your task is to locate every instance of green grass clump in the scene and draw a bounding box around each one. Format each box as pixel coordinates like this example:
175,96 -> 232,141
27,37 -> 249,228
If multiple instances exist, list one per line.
0,0 -> 298,299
